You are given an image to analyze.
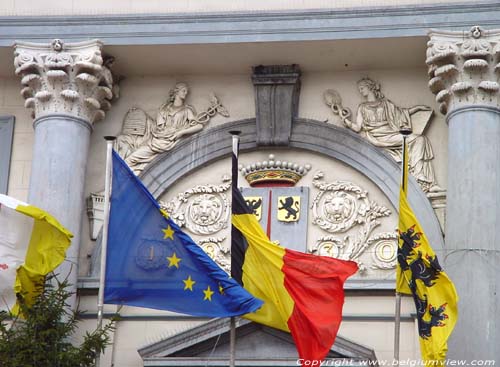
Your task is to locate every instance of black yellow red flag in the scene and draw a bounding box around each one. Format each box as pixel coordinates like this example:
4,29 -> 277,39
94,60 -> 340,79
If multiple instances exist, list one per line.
397,139 -> 458,362
230,134 -> 358,364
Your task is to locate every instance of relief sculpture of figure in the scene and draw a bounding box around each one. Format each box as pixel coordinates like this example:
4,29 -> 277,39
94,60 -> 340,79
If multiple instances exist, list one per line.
121,82 -> 228,175
325,77 -> 442,193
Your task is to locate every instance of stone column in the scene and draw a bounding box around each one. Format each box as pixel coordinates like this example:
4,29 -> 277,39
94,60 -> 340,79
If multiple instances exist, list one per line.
14,39 -> 114,304
427,26 -> 500,359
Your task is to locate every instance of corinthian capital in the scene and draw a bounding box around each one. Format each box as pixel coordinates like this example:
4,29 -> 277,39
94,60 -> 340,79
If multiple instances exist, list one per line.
14,39 -> 114,123
427,26 -> 500,115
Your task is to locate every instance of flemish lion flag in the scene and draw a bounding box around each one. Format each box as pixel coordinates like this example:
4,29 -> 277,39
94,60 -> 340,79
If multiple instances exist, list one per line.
0,194 -> 72,314
396,141 -> 458,362
231,185 -> 358,364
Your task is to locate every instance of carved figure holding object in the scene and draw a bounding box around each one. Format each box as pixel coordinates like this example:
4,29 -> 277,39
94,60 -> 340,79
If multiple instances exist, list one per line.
325,77 -> 442,193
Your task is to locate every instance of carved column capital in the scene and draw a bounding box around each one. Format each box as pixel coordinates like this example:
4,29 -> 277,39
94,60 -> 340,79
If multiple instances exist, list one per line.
14,39 -> 114,124
427,26 -> 500,115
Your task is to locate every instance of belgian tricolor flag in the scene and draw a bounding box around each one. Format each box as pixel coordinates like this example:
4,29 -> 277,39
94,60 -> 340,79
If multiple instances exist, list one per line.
231,186 -> 358,362
230,134 -> 358,364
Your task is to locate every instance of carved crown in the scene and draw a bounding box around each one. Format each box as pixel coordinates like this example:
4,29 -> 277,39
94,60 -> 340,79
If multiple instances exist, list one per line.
239,154 -> 311,187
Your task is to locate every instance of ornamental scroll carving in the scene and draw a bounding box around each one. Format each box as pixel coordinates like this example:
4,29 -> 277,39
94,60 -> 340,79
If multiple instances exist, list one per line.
116,82 -> 229,175
14,39 -> 117,123
311,171 -> 396,273
159,177 -> 231,236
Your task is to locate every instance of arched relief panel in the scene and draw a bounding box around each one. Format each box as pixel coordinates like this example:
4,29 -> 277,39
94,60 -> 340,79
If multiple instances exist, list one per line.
140,118 -> 443,256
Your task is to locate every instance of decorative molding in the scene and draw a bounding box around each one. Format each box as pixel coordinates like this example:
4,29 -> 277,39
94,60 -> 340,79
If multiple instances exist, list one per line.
239,153 -> 311,187
2,3 -> 500,46
86,192 -> 104,241
427,25 -> 500,114
138,318 -> 377,363
0,116 -> 15,195
13,39 -> 115,123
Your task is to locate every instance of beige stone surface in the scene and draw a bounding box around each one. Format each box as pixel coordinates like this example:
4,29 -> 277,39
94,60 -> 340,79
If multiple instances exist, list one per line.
3,0 -> 471,16
344,294 -> 416,315
1,77 -> 33,202
340,319 -> 418,360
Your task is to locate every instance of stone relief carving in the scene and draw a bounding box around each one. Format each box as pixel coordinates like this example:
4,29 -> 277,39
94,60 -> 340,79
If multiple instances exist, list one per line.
311,171 -> 396,273
159,176 -> 231,235
368,232 -> 399,270
427,26 -> 500,114
14,39 -> 116,123
116,82 -> 229,174
101,55 -> 122,103
324,77 -> 443,195
239,154 -> 311,187
86,193 -> 105,241
198,237 -> 230,274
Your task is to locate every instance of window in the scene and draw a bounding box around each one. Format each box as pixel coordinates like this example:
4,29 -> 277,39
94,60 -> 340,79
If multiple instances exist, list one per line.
0,116 -> 15,194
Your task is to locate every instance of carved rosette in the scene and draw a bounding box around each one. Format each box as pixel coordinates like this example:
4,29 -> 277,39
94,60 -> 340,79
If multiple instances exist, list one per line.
427,26 -> 500,114
14,39 -> 114,123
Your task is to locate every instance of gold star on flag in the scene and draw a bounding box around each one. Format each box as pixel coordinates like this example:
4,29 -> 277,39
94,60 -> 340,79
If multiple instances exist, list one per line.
203,286 -> 214,301
167,252 -> 181,268
218,283 -> 225,295
162,225 -> 175,240
160,208 -> 170,219
183,276 -> 196,291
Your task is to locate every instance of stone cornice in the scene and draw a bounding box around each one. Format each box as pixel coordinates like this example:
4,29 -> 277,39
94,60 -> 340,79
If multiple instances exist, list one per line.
14,39 -> 114,123
1,2 -> 500,46
427,26 -> 500,114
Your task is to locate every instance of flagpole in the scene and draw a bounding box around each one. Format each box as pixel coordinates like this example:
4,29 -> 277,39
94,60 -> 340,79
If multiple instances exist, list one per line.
394,127 -> 411,364
96,136 -> 116,367
229,130 -> 241,367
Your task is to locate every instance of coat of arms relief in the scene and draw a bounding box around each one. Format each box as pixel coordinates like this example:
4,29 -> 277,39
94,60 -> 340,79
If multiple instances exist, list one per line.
158,154 -> 398,281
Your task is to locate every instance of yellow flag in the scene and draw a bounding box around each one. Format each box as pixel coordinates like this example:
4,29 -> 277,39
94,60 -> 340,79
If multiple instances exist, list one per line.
0,194 -> 72,315
396,141 -> 458,362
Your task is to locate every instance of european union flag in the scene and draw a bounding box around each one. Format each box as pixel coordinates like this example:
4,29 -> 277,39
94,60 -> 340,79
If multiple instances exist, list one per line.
104,151 -> 263,317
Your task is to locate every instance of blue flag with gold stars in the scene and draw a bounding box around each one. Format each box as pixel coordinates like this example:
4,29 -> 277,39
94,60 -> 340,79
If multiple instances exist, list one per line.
104,151 -> 263,317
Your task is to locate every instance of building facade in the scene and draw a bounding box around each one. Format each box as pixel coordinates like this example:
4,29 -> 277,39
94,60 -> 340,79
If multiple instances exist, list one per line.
1,1 -> 499,365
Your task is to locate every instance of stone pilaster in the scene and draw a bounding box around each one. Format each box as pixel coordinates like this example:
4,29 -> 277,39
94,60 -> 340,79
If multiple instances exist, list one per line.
13,39 -> 114,306
427,26 -> 500,360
